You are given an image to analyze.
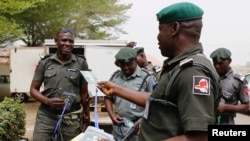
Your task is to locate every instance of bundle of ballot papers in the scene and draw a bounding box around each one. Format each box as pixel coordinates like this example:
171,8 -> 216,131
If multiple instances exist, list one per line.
71,126 -> 115,141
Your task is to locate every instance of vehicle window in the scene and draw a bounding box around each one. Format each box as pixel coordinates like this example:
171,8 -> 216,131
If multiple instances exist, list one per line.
245,74 -> 250,83
0,75 -> 10,84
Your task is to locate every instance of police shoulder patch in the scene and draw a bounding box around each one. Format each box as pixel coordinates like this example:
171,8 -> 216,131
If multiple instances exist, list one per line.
193,76 -> 210,95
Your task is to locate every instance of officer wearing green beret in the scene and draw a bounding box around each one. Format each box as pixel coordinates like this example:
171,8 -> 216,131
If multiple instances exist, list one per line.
105,47 -> 156,141
114,41 -> 137,67
210,47 -> 249,125
134,47 -> 161,81
210,47 -> 232,62
115,43 -> 162,82
97,2 -> 221,141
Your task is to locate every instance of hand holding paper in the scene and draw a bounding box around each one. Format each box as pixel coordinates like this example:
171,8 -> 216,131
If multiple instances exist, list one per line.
97,81 -> 115,96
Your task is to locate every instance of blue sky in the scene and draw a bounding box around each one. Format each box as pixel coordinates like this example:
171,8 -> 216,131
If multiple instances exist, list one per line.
119,0 -> 250,66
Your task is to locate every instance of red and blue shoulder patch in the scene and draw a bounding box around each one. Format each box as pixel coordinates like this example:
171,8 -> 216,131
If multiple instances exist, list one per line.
193,76 -> 210,95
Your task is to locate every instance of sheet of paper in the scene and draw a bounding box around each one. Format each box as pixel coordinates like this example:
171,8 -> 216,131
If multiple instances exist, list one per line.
71,126 -> 115,141
80,71 -> 98,84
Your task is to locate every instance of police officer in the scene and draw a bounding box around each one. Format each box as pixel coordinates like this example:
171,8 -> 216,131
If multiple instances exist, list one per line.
210,47 -> 249,125
105,47 -> 156,141
115,43 -> 162,82
30,27 -> 90,141
97,2 -> 221,141
134,47 -> 161,81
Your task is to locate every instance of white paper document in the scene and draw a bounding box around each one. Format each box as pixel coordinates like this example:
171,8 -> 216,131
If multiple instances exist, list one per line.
71,126 -> 115,141
80,71 -> 98,84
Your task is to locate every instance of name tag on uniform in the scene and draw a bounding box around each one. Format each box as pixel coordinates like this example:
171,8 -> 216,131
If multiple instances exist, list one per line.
130,102 -> 136,109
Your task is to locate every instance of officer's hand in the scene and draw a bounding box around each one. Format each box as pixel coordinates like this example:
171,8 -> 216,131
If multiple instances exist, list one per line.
97,81 -> 115,96
111,114 -> 123,125
81,121 -> 90,132
134,119 -> 141,135
80,112 -> 90,132
47,97 -> 65,110
126,41 -> 136,48
217,104 -> 227,112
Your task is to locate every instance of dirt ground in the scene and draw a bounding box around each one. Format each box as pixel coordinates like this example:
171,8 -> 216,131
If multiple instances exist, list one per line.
22,99 -> 39,141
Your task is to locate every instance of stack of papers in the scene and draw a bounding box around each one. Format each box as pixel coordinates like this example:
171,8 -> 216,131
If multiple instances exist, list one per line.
71,126 -> 115,141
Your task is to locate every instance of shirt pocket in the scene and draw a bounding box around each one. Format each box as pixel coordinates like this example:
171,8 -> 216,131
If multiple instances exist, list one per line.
65,68 -> 80,86
222,88 -> 236,102
132,82 -> 143,91
66,69 -> 79,80
44,68 -> 56,84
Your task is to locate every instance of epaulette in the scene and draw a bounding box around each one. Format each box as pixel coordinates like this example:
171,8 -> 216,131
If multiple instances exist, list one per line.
233,73 -> 245,82
75,54 -> 86,60
179,56 -> 194,67
179,54 -> 209,68
153,66 -> 162,73
141,67 -> 153,75
40,54 -> 52,60
110,70 -> 121,81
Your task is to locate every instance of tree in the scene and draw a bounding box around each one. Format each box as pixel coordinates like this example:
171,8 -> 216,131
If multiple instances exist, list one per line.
0,0 -> 44,47
7,0 -> 132,46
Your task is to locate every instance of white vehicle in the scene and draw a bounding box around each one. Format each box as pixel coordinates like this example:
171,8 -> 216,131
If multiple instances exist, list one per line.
0,51 -> 11,100
0,74 -> 10,101
0,40 -> 128,132
43,39 -> 126,97
1,40 -> 127,104
1,40 -> 126,128
10,47 -> 45,102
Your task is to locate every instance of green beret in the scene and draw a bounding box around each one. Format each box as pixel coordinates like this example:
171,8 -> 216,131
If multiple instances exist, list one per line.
157,2 -> 204,24
210,48 -> 232,61
134,47 -> 144,55
115,47 -> 136,62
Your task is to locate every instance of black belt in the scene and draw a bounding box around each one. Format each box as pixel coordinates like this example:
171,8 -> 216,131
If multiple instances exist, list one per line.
131,118 -> 141,123
221,114 -> 234,122
41,102 -> 81,115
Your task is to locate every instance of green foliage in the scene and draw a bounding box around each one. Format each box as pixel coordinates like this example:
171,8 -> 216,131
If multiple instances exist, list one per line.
0,0 -> 42,15
0,97 -> 26,141
0,0 -> 44,46
2,0 -> 132,46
